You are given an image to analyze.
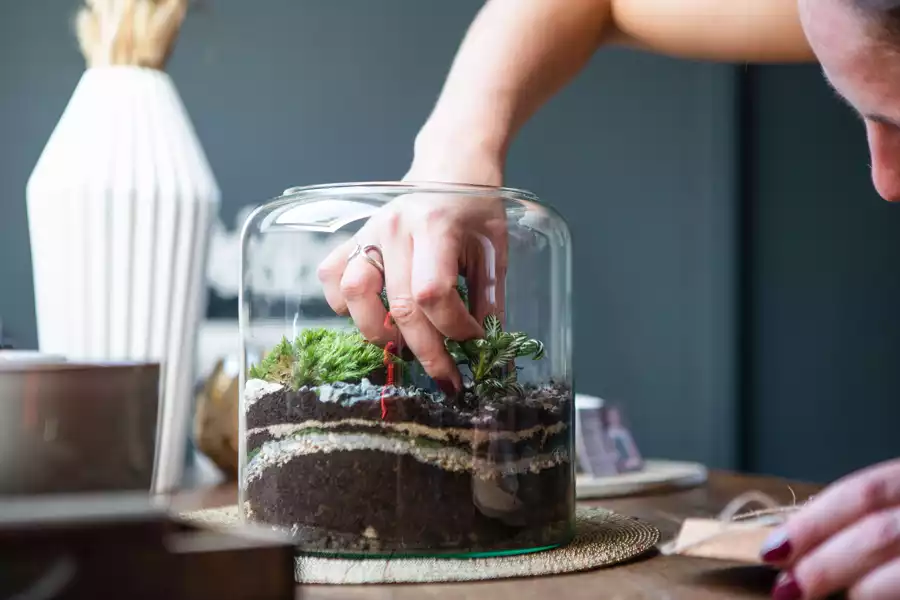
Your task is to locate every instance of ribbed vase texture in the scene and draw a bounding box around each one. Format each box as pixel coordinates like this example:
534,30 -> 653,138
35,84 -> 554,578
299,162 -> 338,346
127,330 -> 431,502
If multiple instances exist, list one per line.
26,66 -> 221,492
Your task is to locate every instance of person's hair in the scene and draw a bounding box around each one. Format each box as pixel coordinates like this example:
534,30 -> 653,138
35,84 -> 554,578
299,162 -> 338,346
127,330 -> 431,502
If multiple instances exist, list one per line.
850,0 -> 900,37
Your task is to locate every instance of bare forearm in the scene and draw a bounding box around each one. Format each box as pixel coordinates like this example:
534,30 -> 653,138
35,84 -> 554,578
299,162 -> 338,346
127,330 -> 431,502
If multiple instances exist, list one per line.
610,0 -> 814,63
412,0 -> 815,182
414,0 -> 614,172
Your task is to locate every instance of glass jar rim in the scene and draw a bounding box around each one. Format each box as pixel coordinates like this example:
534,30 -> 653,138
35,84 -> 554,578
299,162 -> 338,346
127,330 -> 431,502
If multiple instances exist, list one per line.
277,180 -> 542,202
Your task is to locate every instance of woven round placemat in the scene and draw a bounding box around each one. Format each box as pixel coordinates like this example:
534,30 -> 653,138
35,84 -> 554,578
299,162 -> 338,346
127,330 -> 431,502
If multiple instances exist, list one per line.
180,505 -> 660,584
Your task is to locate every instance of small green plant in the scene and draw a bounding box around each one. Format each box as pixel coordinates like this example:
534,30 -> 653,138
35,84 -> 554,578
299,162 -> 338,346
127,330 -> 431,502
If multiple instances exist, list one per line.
248,336 -> 295,383
251,284 -> 545,398
444,315 -> 545,398
249,329 -> 397,388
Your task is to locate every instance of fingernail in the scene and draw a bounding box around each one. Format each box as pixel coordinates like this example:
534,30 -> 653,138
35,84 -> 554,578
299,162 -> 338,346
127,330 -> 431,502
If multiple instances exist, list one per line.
771,571 -> 802,600
760,530 -> 792,563
435,378 -> 458,396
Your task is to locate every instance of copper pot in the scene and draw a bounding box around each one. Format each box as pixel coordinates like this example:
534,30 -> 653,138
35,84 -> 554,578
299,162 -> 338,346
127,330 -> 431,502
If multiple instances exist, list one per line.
0,354 -> 160,495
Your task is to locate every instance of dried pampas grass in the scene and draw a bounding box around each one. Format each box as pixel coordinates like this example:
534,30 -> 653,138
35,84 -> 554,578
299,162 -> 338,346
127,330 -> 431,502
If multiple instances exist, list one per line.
75,0 -> 188,70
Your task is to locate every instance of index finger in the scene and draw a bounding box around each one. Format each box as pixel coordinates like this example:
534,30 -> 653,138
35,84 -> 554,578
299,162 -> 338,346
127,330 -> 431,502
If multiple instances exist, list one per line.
316,238 -> 355,315
761,459 -> 900,565
411,227 -> 483,341
382,232 -> 463,390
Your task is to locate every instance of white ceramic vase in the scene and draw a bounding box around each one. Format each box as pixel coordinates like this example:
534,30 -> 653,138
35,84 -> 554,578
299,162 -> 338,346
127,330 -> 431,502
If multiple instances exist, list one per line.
26,66 -> 220,493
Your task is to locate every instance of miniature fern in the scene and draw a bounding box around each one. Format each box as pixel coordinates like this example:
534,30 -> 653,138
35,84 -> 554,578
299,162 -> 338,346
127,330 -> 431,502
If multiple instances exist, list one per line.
444,315 -> 545,398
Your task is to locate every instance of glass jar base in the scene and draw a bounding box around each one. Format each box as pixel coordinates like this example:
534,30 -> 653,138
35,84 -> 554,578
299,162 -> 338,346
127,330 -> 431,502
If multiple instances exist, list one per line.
243,507 -> 576,560
297,542 -> 566,560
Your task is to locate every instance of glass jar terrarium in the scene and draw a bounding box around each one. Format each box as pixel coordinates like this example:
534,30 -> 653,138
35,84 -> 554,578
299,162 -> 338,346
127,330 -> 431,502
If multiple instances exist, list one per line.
238,182 -> 573,557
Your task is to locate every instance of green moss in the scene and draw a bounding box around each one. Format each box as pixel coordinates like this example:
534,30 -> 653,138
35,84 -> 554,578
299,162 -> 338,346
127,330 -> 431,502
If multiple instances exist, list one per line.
291,328 -> 389,387
249,329 -> 394,389
249,282 -> 545,398
248,337 -> 295,383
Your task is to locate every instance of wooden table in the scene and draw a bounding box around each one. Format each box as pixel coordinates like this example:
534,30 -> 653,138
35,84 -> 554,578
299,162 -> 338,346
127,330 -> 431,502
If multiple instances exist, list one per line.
177,470 -> 822,599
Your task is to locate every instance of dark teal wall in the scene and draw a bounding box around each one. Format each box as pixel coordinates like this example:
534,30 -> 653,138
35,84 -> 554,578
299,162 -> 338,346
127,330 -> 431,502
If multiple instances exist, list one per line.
26,1 -> 900,481
743,65 -> 900,482
3,4 -> 891,485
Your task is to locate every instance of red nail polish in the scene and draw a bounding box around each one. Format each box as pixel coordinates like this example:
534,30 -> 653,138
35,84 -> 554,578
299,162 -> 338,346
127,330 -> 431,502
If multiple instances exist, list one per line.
435,379 -> 458,396
760,531 -> 792,563
771,571 -> 802,600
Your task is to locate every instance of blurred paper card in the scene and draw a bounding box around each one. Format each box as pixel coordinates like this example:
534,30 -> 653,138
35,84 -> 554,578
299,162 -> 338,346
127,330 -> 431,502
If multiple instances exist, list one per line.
574,395 -> 617,476
575,395 -> 644,476
668,518 -> 775,564
602,403 -> 644,473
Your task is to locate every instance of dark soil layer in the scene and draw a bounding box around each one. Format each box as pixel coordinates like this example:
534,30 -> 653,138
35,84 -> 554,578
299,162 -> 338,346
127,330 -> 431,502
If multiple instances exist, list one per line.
245,448 -> 574,554
246,379 -> 571,431
243,380 -> 574,555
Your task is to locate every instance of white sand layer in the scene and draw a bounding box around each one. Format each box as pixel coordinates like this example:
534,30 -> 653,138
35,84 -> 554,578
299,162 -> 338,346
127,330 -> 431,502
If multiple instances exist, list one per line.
247,419 -> 568,445
245,430 -> 571,484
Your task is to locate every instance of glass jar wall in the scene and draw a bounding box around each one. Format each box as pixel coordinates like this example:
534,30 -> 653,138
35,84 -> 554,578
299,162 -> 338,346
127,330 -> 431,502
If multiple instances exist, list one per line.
238,182 -> 573,557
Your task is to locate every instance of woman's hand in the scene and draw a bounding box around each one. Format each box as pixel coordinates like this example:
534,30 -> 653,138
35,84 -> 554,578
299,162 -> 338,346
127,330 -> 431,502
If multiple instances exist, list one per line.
316,153 -> 506,391
760,458 -> 900,599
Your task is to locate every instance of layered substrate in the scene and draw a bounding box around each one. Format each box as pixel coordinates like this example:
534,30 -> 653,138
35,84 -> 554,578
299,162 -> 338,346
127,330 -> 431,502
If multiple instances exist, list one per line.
243,378 -> 574,555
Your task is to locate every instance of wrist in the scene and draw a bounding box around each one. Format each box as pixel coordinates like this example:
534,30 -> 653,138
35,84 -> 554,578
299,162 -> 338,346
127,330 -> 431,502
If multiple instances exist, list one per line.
410,118 -> 508,187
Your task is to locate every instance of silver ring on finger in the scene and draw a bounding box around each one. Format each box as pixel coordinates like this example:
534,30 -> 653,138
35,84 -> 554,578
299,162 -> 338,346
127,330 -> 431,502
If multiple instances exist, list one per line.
361,244 -> 384,273
361,244 -> 385,274
348,243 -> 384,275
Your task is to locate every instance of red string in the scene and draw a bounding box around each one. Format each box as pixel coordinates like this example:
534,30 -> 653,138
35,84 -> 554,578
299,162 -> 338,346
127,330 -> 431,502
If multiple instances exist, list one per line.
381,311 -> 396,419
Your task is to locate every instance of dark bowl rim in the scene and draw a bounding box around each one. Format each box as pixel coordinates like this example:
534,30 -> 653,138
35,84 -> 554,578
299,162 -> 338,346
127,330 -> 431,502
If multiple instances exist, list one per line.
0,361 -> 161,374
